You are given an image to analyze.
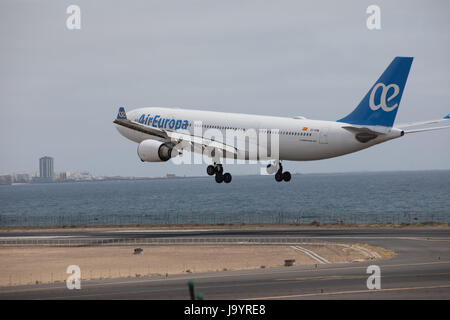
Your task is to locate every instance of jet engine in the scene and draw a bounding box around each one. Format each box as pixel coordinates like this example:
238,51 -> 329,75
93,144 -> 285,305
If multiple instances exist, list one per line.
137,139 -> 178,162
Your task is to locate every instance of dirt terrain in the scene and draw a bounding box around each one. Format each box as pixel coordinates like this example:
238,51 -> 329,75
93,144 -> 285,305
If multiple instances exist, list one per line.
0,242 -> 392,286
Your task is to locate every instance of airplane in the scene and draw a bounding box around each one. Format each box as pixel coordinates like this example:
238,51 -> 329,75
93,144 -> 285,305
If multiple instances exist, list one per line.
114,57 -> 450,183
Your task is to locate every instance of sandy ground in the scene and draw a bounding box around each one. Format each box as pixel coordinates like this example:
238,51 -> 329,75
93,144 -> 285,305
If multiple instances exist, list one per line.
0,243 -> 392,286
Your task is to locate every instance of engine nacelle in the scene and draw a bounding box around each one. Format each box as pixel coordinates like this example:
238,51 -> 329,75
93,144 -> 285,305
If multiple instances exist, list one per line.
137,140 -> 176,162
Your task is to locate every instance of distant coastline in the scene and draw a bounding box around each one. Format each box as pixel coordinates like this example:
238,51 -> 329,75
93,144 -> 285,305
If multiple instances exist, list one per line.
2,168 -> 450,186
0,173 -> 192,186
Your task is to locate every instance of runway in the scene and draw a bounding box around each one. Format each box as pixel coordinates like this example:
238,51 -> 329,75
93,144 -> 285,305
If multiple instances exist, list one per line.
0,227 -> 449,299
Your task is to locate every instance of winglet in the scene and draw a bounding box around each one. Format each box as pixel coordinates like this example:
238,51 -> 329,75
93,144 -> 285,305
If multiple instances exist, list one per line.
444,114 -> 450,119
117,107 -> 127,120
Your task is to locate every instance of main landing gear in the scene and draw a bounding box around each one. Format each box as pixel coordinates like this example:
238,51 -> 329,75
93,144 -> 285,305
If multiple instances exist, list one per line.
207,163 -> 232,183
274,163 -> 291,182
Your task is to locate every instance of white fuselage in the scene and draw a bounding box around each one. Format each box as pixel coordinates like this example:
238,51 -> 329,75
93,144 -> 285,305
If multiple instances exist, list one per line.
116,107 -> 404,161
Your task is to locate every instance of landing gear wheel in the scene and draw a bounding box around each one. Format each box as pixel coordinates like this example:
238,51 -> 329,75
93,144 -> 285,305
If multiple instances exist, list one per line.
223,173 -> 232,183
275,171 -> 283,182
215,173 -> 224,183
274,161 -> 292,182
283,171 -> 291,182
207,165 -> 215,176
210,163 -> 230,183
215,164 -> 223,175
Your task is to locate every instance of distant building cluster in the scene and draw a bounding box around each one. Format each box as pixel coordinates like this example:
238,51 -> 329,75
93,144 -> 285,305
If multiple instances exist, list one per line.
0,156 -> 180,185
1,156 -> 85,185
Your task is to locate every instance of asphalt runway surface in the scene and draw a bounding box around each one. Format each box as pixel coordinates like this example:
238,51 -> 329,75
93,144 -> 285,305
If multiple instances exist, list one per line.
0,227 -> 449,299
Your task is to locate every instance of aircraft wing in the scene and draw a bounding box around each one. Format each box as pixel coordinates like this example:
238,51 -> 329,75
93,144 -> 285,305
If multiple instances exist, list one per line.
113,117 -> 169,140
114,108 -> 240,158
166,130 -> 240,158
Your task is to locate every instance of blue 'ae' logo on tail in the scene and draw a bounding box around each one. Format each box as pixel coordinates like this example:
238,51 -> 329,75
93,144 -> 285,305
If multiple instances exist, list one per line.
338,57 -> 413,127
369,83 -> 400,112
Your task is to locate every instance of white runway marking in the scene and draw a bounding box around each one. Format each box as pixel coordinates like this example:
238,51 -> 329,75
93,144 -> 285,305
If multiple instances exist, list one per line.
290,245 -> 330,264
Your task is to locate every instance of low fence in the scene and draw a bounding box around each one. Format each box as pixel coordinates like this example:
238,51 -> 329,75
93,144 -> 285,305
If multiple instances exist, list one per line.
1,212 -> 449,227
0,237 -> 327,247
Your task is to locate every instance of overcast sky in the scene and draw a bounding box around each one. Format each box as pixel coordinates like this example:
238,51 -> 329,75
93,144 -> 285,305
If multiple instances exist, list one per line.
1,0 -> 449,177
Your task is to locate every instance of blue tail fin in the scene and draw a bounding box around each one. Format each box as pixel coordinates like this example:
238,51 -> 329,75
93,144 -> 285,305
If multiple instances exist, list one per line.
337,57 -> 413,127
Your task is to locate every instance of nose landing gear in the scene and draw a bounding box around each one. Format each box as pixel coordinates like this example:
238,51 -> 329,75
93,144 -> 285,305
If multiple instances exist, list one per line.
207,163 -> 232,183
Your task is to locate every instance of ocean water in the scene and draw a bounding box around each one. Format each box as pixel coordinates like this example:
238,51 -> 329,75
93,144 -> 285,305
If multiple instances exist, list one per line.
0,171 -> 449,226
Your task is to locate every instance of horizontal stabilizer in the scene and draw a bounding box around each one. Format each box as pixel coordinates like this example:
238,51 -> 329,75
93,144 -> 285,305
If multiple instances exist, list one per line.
404,125 -> 450,134
396,114 -> 450,129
